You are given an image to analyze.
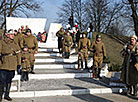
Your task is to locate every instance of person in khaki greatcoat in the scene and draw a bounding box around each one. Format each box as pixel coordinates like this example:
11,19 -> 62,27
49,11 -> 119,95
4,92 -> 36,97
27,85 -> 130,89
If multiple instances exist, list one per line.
20,29 -> 38,74
21,45 -> 32,82
0,29 -> 21,102
63,31 -> 73,58
78,33 -> 91,70
90,35 -> 106,79
120,35 -> 138,96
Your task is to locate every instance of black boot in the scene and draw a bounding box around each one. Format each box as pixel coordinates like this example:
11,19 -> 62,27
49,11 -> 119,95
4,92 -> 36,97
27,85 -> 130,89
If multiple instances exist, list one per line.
4,83 -> 12,101
133,85 -> 137,96
85,60 -> 88,69
81,61 -> 83,70
0,84 -> 4,102
98,68 -> 102,79
65,52 -> 67,58
30,65 -> 35,74
67,52 -> 70,59
94,68 -> 98,78
126,85 -> 132,95
21,71 -> 25,82
25,72 -> 29,81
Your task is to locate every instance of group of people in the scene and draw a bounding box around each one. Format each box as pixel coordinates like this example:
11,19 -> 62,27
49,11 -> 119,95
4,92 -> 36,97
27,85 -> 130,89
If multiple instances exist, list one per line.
36,31 -> 47,43
56,23 -> 138,97
56,27 -> 106,79
0,25 -> 38,102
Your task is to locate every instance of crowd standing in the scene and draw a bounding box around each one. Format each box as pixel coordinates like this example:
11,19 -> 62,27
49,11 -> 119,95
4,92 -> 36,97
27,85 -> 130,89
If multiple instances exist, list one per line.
0,25 -> 38,102
0,16 -> 138,102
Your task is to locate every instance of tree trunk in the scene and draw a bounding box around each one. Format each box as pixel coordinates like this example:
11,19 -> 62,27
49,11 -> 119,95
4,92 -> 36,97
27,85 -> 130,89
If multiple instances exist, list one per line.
128,0 -> 138,36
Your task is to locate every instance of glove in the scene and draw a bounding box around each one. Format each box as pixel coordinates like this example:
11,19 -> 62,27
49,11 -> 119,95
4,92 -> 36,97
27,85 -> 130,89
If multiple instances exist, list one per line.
17,65 -> 22,75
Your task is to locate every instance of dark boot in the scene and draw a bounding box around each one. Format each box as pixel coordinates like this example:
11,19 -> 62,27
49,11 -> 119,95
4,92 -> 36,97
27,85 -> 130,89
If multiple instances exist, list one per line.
98,68 -> 102,79
30,65 -> 35,74
0,84 -> 4,102
25,72 -> 29,81
85,61 -> 88,69
133,85 -> 137,96
67,52 -> 70,58
81,61 -> 83,69
127,85 -> 132,95
65,52 -> 67,58
4,83 -> 12,101
21,71 -> 25,82
94,68 -> 98,78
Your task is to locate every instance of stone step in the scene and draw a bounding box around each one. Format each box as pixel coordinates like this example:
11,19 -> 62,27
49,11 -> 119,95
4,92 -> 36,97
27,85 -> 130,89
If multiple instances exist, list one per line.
38,48 -> 59,52
10,87 -> 123,98
34,64 -> 78,69
19,78 -> 107,92
35,53 -> 62,57
35,58 -> 78,63
34,69 -> 89,74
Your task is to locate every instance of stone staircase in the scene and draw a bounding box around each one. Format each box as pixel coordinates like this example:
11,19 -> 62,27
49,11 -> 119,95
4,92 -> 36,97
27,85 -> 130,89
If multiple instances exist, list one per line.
10,43 -> 121,98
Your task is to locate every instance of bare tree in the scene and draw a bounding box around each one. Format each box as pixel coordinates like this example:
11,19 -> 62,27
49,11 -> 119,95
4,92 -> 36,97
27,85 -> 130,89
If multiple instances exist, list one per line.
57,0 -> 85,31
84,0 -> 123,33
0,0 -> 41,29
122,0 -> 138,36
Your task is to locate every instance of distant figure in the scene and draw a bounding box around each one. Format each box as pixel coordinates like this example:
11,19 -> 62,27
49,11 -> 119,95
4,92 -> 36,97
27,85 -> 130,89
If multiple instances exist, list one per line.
68,16 -> 74,28
25,25 -> 29,31
76,28 -> 81,44
63,31 -> 73,58
56,28 -> 65,53
37,32 -> 42,41
21,25 -> 26,34
87,23 -> 93,40
40,32 -> 46,43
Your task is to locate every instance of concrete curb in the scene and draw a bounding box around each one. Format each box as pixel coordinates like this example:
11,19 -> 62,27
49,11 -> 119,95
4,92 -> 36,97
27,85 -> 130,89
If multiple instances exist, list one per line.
34,64 -> 78,69
10,88 -> 126,98
35,58 -> 78,63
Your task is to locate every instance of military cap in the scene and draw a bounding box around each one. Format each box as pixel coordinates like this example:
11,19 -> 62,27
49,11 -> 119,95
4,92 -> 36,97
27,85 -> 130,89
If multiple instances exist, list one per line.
26,29 -> 32,33
7,29 -> 14,34
96,35 -> 101,39
131,35 -> 137,40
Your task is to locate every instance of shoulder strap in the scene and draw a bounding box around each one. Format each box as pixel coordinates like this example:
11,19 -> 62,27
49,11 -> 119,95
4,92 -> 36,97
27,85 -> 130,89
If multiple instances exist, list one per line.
3,38 -> 16,54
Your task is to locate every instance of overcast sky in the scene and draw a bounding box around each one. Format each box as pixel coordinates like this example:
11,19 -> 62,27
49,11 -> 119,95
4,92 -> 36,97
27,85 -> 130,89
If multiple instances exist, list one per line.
32,0 -> 64,31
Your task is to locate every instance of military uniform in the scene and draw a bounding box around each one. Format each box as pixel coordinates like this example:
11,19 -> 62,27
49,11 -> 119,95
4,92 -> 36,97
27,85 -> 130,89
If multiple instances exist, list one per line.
0,30 -> 21,101
21,50 -> 32,81
78,36 -> 90,69
56,29 -> 65,53
120,35 -> 138,96
63,34 -> 73,58
20,29 -> 38,74
90,35 -> 106,78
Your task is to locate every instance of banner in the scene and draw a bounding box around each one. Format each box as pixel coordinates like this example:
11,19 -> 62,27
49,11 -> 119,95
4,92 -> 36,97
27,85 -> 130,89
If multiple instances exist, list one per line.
6,17 -> 47,34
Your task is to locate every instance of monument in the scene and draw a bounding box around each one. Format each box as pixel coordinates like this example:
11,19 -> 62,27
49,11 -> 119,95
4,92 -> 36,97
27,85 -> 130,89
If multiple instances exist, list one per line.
6,17 -> 47,34
44,23 -> 62,48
